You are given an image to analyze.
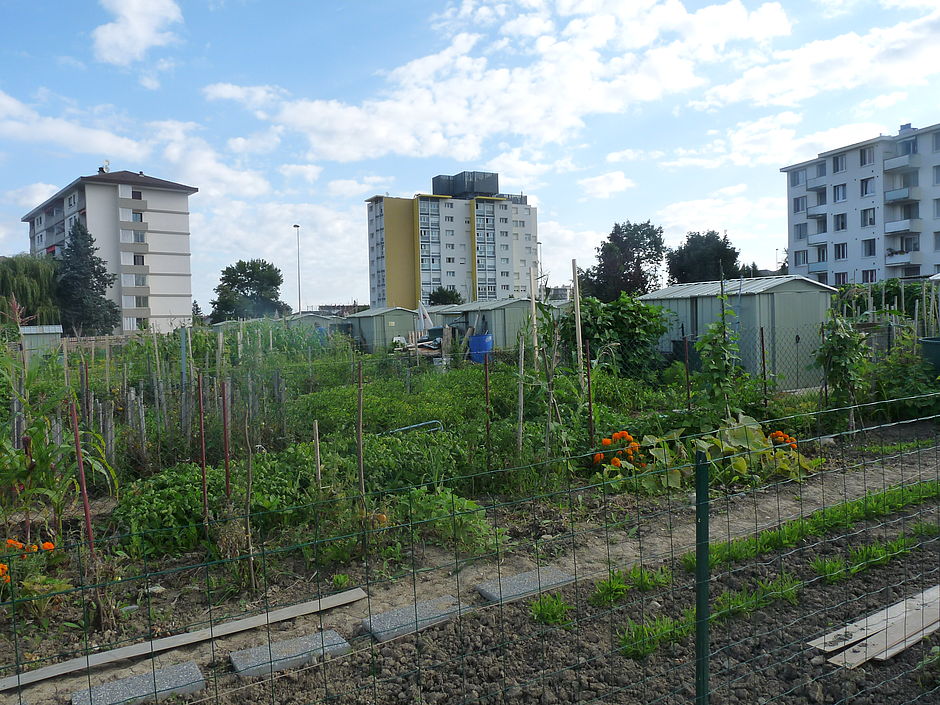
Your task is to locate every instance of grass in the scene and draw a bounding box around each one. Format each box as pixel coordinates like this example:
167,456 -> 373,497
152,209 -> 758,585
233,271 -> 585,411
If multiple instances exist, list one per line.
810,556 -> 848,583
618,612 -> 694,659
857,438 -> 937,455
625,564 -> 671,591
590,569 -> 629,606
530,592 -> 573,627
712,573 -> 802,620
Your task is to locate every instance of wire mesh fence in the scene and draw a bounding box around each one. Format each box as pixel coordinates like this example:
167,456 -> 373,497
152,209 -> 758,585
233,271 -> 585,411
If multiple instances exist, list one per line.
3,397 -> 940,704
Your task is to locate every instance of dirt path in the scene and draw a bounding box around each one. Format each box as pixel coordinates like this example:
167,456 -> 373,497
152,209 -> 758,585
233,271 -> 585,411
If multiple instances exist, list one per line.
11,446 -> 940,705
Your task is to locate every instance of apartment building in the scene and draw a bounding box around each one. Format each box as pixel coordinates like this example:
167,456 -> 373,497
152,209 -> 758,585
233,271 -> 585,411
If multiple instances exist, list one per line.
22,168 -> 198,333
366,171 -> 539,309
782,122 -> 940,285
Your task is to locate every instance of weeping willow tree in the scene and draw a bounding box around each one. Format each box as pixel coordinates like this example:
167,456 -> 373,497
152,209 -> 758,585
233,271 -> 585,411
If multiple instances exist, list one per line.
0,254 -> 60,326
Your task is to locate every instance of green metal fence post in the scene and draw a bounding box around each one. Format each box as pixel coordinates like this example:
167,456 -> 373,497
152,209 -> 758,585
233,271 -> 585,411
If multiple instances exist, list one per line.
695,449 -> 710,705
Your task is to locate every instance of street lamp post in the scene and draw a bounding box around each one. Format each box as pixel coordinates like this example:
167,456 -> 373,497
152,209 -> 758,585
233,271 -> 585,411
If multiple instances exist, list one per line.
293,224 -> 301,314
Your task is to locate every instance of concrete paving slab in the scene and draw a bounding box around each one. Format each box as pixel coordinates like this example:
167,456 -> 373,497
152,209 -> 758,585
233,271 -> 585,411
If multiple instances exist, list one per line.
230,630 -> 350,678
476,566 -> 574,603
70,660 -> 204,705
361,596 -> 459,642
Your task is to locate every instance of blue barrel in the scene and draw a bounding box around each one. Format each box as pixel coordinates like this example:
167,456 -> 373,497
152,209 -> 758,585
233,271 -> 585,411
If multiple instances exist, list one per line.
468,334 -> 494,363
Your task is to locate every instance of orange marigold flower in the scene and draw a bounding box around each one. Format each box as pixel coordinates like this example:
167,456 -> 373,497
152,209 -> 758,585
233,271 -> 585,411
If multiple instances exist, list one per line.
2,575 -> 9,583
593,452 -> 604,464
624,434 -> 634,443
612,431 -> 622,441
611,457 -> 622,467
41,541 -> 54,551
27,544 -> 38,552
0,563 -> 7,574
630,441 -> 640,449
789,443 -> 797,449
601,438 -> 612,446
6,539 -> 23,550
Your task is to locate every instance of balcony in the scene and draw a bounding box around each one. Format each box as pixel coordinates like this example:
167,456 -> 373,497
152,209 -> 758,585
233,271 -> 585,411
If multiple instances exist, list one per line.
885,250 -> 922,267
806,203 -> 828,218
806,174 -> 827,190
807,260 -> 829,274
807,232 -> 828,246
885,218 -> 923,234
884,187 -> 921,203
884,153 -> 920,171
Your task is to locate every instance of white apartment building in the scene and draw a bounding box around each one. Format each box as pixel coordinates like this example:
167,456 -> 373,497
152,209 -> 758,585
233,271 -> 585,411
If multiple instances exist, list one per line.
22,168 -> 198,333
366,171 -> 538,309
782,122 -> 940,285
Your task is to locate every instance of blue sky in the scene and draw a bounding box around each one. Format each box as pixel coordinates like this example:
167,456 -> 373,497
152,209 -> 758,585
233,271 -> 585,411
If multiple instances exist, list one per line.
2,0 -> 939,310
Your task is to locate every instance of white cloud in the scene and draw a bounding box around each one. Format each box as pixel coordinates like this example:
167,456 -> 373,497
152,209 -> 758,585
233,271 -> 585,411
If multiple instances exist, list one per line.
138,58 -> 177,90
663,112 -> 886,169
578,170 -> 635,199
657,192 -> 787,269
606,148 -> 665,162
0,89 -> 146,160
326,177 -> 390,198
92,0 -> 182,66
854,91 -> 908,116
538,219 -> 607,287
203,83 -> 287,109
279,164 -> 323,183
4,183 -> 60,209
150,120 -> 269,199
697,10 -> 940,108
484,148 -> 575,189
227,127 -> 283,154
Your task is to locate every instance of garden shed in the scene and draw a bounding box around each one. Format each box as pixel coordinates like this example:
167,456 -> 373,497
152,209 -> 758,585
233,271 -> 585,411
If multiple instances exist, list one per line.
285,312 -> 350,337
639,275 -> 835,390
449,299 -> 534,349
346,307 -> 417,352
18,325 -> 63,363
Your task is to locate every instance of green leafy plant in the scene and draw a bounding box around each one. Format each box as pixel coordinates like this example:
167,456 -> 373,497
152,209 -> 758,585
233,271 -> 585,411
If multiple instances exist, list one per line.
694,297 -> 740,418
625,564 -> 671,592
619,612 -> 693,659
815,308 -> 867,427
590,569 -> 629,606
918,645 -> 940,687
529,592 -> 573,627
810,556 -> 848,584
395,487 -> 505,556
332,573 -> 350,590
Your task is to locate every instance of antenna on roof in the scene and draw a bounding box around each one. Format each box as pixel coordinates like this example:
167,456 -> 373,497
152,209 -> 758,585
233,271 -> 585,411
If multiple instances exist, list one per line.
102,160 -> 110,173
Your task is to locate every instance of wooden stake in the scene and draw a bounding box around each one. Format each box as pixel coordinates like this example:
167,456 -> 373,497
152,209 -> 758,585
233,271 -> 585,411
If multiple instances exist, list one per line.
529,267 -> 539,365
313,418 -> 322,490
69,400 -> 95,559
572,258 -> 584,387
356,361 -> 367,551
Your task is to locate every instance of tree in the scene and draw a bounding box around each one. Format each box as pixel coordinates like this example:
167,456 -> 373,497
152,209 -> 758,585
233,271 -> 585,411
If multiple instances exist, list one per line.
209,259 -> 291,323
777,248 -> 788,275
581,221 -> 665,300
56,222 -> 120,336
191,299 -> 206,325
741,262 -> 760,278
0,254 -> 60,328
427,286 -> 463,306
666,230 -> 741,284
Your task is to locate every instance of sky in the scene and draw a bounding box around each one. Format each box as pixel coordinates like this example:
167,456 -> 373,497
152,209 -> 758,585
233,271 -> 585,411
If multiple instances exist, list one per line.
2,0 -> 940,311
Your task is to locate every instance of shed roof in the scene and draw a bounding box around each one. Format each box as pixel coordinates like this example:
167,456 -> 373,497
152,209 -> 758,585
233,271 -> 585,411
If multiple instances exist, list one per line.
346,307 -> 416,318
639,275 -> 835,301
452,298 -> 531,312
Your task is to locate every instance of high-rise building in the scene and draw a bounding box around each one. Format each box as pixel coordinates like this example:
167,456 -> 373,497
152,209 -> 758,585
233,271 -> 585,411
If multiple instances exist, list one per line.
782,122 -> 940,285
366,171 -> 538,309
22,168 -> 198,333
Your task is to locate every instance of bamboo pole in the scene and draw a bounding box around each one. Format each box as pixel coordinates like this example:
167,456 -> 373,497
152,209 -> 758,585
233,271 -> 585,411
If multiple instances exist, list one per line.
515,337 -> 525,456
529,267 -> 539,365
313,418 -> 322,491
69,400 -> 95,559
356,361 -> 367,551
221,379 -> 231,498
572,258 -> 584,387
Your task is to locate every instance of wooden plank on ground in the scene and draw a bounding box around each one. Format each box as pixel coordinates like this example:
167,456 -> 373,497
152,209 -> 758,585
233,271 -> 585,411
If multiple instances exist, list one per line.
874,618 -> 940,661
828,603 -> 940,669
808,585 -> 939,652
0,587 -> 366,692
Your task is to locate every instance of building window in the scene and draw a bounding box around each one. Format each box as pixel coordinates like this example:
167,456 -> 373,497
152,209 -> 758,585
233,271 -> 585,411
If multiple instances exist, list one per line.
904,266 -> 921,277
134,254 -> 144,266
67,194 -> 76,208
446,271 -> 455,277
834,213 -> 847,231
816,272 -> 828,285
935,198 -> 940,218
861,208 -> 876,227
860,178 -> 875,196
794,250 -> 808,266
833,184 -> 846,202
862,238 -> 876,257
134,230 -> 145,243
135,274 -> 147,286
832,154 -> 846,173
903,234 -> 920,252
862,269 -> 877,283
794,223 -> 807,239
860,147 -> 874,166
35,214 -> 43,227
445,256 -> 455,263
934,165 -> 940,186
132,190 -> 142,200
934,132 -> 940,152
132,212 -> 143,222
789,169 -> 806,187
816,218 -> 828,234
792,196 -> 806,213
834,272 -> 848,285
899,138 -> 917,155
444,216 -> 454,222
444,202 -> 453,208
816,245 -> 827,263
834,243 -> 847,259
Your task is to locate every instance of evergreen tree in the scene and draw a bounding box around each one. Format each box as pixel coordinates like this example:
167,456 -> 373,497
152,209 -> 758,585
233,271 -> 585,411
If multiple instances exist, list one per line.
191,299 -> 206,325
209,259 -> 291,323
581,220 -> 665,300
666,230 -> 742,284
56,222 -> 120,336
427,286 -> 463,305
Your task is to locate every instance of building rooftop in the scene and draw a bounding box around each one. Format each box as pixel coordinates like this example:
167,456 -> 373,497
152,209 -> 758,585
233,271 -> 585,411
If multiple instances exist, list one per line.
21,169 -> 198,221
346,306 -> 417,318
639,275 -> 835,300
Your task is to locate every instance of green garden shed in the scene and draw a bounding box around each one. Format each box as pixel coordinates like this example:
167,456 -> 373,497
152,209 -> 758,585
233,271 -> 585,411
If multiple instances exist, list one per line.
346,307 -> 417,352
639,275 -> 835,390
